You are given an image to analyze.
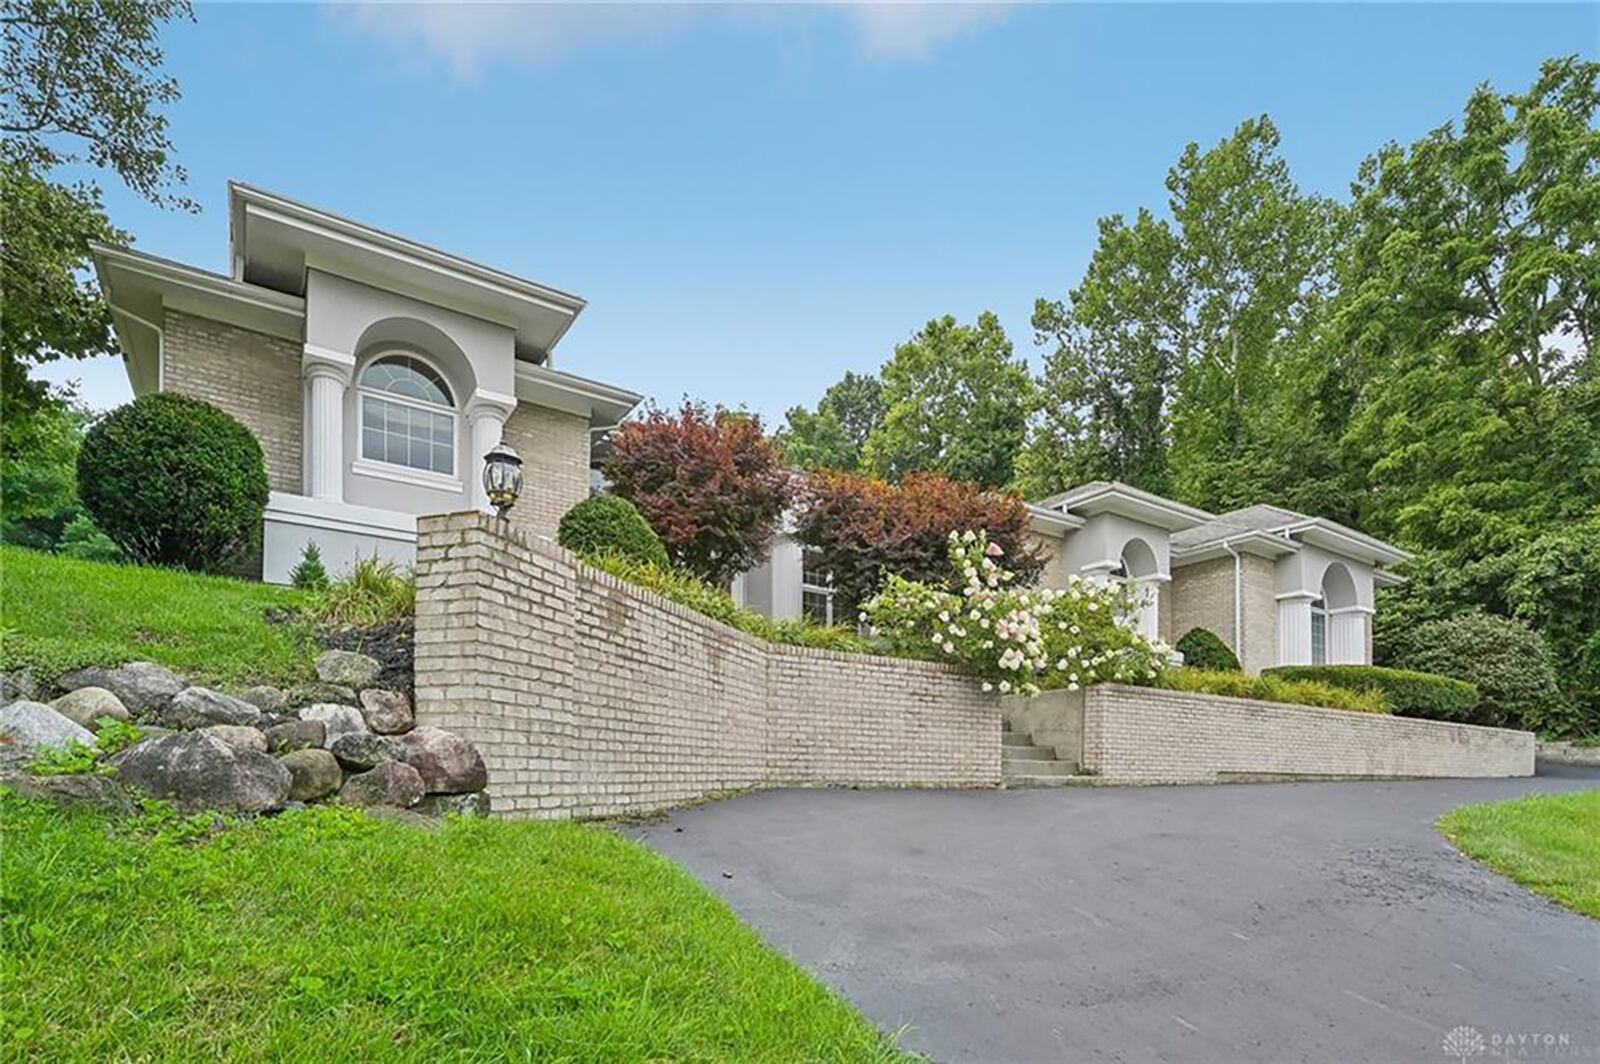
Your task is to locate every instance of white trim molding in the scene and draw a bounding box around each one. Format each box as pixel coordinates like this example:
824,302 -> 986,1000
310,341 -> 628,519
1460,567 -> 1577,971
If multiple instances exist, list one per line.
350,457 -> 464,495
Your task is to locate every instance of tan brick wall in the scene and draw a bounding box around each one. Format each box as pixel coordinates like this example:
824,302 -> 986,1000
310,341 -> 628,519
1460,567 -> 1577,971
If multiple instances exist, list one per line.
414,512 -> 1000,819
1169,555 -> 1277,673
500,402 -> 590,546
1081,685 -> 1534,784
1170,557 -> 1234,653
163,310 -> 303,493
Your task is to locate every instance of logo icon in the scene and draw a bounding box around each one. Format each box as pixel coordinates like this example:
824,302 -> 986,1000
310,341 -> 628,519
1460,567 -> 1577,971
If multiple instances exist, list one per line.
1442,1026 -> 1486,1061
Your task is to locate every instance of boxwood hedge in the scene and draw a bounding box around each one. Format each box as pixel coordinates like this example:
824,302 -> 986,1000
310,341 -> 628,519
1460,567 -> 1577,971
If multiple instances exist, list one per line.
1264,665 -> 1479,723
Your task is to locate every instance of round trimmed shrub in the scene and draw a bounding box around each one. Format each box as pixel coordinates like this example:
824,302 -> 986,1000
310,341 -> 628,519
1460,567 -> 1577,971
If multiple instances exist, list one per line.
1176,628 -> 1241,672
1393,612 -> 1572,733
558,494 -> 669,569
78,393 -> 268,573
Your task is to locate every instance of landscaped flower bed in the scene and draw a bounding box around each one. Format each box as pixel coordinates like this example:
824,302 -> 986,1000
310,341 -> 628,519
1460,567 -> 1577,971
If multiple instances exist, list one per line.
863,530 -> 1167,696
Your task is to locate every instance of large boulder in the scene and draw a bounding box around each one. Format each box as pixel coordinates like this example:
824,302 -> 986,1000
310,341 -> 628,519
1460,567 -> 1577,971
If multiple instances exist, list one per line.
329,732 -> 405,772
238,686 -> 288,714
339,760 -> 423,808
286,682 -> 357,707
113,733 -> 290,814
1,771 -> 137,814
59,662 -> 185,713
396,727 -> 487,794
278,748 -> 342,802
0,701 -> 95,753
264,719 -> 325,753
297,704 -> 367,748
315,650 -> 383,691
358,689 -> 414,735
199,724 -> 268,754
1,668 -> 38,704
50,687 -> 131,731
414,791 -> 491,819
155,687 -> 263,729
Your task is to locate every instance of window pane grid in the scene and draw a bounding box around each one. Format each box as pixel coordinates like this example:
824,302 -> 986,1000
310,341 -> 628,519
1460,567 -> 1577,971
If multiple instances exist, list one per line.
361,396 -> 454,476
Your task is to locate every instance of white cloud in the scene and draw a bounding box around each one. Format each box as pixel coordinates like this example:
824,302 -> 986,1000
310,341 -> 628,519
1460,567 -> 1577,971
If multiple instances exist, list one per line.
329,2 -> 1010,77
841,4 -> 1009,61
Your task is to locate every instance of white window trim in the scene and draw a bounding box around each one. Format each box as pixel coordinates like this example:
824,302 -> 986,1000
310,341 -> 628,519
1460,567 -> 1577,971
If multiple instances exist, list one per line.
356,352 -> 461,489
1309,597 -> 1328,666
350,455 -> 463,494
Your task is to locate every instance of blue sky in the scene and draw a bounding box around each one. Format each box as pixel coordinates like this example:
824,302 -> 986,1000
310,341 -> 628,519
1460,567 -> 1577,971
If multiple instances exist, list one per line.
49,2 -> 1598,422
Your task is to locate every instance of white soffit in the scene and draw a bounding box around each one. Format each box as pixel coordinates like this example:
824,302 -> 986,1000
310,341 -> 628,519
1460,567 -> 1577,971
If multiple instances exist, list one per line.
514,363 -> 642,427
91,243 -> 307,395
230,183 -> 585,362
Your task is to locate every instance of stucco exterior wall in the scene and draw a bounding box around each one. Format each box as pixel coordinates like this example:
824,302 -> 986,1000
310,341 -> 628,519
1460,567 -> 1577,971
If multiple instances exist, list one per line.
499,403 -> 591,545
1080,685 -> 1534,783
163,310 -> 303,494
413,512 -> 1000,818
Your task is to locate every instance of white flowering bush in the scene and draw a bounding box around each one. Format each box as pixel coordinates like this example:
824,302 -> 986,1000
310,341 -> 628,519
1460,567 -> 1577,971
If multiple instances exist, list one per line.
861,529 -> 1170,696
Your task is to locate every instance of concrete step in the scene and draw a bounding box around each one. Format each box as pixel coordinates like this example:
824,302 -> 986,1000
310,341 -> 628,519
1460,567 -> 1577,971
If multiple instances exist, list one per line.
1002,772 -> 1099,788
1001,730 -> 1037,748
1002,756 -> 1080,776
1002,746 -> 1060,763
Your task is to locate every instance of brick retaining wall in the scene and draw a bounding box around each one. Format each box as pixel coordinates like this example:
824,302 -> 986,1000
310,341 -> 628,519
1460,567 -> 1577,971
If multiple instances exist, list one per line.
414,512 -> 999,818
1082,685 -> 1534,783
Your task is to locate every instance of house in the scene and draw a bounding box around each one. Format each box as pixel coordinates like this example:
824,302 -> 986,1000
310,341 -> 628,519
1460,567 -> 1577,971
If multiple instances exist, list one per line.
91,183 -> 641,582
738,481 -> 1410,673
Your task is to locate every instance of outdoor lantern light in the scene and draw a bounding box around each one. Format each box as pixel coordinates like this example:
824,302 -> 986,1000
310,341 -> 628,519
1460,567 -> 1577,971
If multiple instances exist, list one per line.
482,442 -> 523,520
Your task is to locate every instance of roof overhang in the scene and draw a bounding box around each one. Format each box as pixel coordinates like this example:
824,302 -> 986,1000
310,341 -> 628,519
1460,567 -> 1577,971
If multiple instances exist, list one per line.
228,183 -> 585,363
1027,504 -> 1087,538
91,243 -> 307,396
514,363 -> 641,428
1373,567 -> 1408,588
1276,519 -> 1413,567
1038,481 -> 1214,532
1171,528 -> 1301,567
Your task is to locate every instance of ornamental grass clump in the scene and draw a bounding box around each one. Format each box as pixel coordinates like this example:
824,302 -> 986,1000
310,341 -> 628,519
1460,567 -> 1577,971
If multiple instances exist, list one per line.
862,529 -> 1168,696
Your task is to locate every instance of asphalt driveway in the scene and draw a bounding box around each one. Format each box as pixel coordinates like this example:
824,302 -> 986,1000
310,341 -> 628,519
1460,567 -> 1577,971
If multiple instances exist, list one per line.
635,767 -> 1600,1063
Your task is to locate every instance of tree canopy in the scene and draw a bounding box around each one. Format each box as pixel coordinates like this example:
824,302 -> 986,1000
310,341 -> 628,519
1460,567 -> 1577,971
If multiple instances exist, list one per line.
1,0 -> 194,421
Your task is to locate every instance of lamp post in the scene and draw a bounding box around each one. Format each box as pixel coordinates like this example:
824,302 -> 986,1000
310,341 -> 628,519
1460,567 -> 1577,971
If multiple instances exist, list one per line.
482,442 -> 523,520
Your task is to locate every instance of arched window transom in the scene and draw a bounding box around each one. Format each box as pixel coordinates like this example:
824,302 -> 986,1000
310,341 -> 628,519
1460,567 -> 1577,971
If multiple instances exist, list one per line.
359,354 -> 456,476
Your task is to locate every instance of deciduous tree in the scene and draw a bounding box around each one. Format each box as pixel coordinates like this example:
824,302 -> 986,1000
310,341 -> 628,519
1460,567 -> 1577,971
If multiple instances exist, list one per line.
794,469 -> 1042,612
604,401 -> 795,587
863,312 -> 1034,488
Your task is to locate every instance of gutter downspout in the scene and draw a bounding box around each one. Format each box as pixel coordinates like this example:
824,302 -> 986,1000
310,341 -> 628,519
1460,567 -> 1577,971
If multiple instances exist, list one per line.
108,303 -> 165,392
1221,536 -> 1244,667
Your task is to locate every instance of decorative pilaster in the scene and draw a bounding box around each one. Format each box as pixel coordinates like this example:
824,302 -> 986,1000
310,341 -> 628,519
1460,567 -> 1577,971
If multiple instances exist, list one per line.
1276,592 -> 1316,667
466,391 -> 517,513
302,345 -> 354,502
1328,607 -> 1372,665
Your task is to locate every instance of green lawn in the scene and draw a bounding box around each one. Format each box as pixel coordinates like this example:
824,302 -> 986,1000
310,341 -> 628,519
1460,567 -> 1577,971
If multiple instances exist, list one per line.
0,546 -> 314,690
0,797 -> 910,1061
1438,791 -> 1600,919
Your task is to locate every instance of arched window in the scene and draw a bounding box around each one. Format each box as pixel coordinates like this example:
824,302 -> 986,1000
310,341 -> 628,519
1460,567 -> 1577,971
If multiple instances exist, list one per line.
358,354 -> 455,476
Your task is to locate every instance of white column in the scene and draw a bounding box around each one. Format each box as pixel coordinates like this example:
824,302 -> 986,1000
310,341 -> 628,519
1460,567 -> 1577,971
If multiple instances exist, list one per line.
466,392 -> 516,513
1133,575 -> 1168,643
1328,607 -> 1371,665
302,352 -> 353,503
1276,593 -> 1315,667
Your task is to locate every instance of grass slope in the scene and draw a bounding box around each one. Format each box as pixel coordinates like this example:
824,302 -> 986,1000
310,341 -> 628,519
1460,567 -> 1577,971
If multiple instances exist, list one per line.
1438,791 -> 1600,919
0,546 -> 312,689
0,797 -> 909,1061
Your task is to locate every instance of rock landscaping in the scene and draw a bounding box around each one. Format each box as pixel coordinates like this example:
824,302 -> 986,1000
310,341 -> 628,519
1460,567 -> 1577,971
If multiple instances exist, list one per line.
0,650 -> 489,820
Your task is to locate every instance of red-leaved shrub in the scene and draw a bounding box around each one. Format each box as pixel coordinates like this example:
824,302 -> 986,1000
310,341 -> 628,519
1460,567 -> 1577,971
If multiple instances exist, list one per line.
604,401 -> 794,587
794,470 -> 1043,613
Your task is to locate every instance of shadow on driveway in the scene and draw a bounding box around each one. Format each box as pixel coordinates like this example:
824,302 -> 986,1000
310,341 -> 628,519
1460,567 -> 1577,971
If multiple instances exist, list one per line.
634,770 -> 1600,1063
